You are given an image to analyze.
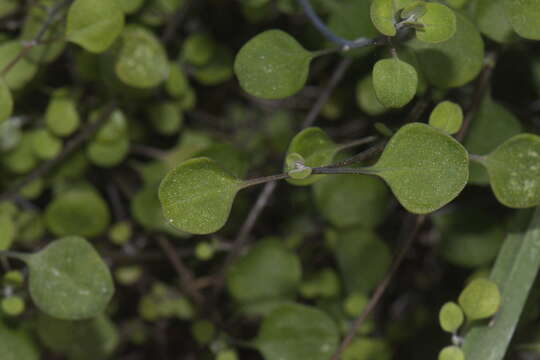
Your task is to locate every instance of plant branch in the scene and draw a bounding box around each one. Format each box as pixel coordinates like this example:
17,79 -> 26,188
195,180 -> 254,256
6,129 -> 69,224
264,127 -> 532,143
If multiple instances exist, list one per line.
311,166 -> 378,175
156,235 -> 204,307
330,213 -> 426,360
336,136 -> 378,152
0,0 -> 72,77
239,173 -> 289,189
0,103 -> 116,202
302,56 -> 353,128
325,141 -> 386,168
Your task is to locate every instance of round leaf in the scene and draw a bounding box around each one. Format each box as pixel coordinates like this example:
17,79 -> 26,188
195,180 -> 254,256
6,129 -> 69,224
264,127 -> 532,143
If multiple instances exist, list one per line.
313,174 -> 390,229
407,12 -> 484,88
0,41 -> 38,90
415,2 -> 456,43
458,278 -> 501,320
335,228 -> 391,293
485,134 -> 540,208
284,127 -> 338,186
439,302 -> 464,332
370,0 -> 416,36
439,346 -> 465,360
86,137 -> 129,168
255,303 -> 339,360
0,322 -> 39,360
471,0 -> 515,43
342,338 -> 392,360
27,236 -> 114,320
45,188 -> 110,237
429,101 -> 463,134
234,29 -> 314,99
45,91 -> 80,137
66,0 -> 125,53
158,157 -> 242,234
0,79 -> 13,123
115,25 -> 170,88
504,0 -> 540,40
356,75 -> 386,116
226,238 -> 301,305
372,58 -> 418,109
372,123 -> 468,213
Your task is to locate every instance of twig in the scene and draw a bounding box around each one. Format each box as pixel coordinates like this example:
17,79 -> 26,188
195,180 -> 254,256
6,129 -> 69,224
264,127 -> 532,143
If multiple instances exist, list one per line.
156,235 -> 204,306
161,0 -> 192,44
325,141 -> 386,168
302,56 -> 353,128
0,0 -> 72,77
330,213 -> 426,360
0,104 -> 116,202
456,52 -> 497,142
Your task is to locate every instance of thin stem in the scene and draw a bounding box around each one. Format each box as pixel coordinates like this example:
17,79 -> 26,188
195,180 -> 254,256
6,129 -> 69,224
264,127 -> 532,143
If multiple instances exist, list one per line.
296,0 -> 375,49
330,214 -> 426,360
335,136 -> 378,152
0,250 -> 29,262
470,154 -> 486,164
311,166 -> 379,176
325,141 -> 386,168
302,56 -> 353,128
239,173 -> 289,189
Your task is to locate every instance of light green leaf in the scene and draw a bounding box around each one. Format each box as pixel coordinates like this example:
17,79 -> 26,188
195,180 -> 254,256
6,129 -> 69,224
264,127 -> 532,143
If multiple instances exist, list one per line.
226,238 -> 301,306
372,58 -> 418,108
464,95 -> 522,185
429,100 -> 463,134
0,78 -> 13,123
181,33 -> 216,67
255,303 -> 339,360
45,90 -> 80,137
372,123 -> 469,214
439,346 -> 465,360
370,0 -> 416,36
313,174 -> 390,229
284,127 -> 338,186
86,137 -> 129,168
31,128 -> 62,160
415,2 -> 456,43
0,41 -> 38,90
335,228 -> 391,293
407,12 -> 484,88
118,0 -> 145,14
458,278 -> 501,320
234,29 -> 314,99
471,0 -> 515,43
66,0 -> 125,53
159,157 -> 242,234
356,75 -> 387,116
115,25 -> 170,88
439,302 -> 464,333
504,0 -> 540,40
484,134 -> 540,208
195,142 -> 249,179
45,188 -> 110,237
342,338 -> 392,360
27,236 -> 114,320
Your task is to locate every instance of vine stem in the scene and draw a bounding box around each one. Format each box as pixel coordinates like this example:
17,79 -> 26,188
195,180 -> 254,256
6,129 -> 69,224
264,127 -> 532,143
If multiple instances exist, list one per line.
335,136 -> 378,152
0,0 -> 73,77
330,214 -> 426,360
0,250 -> 29,262
0,103 -> 117,202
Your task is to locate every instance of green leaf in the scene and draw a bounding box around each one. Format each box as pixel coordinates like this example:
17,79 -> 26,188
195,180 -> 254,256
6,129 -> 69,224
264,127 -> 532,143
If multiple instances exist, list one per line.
464,95 -> 522,184
0,213 -> 15,250
66,0 -> 125,53
458,278 -> 501,321
471,0 -> 515,43
370,0 -> 415,36
504,0 -> 540,40
31,128 -> 62,160
0,78 -> 13,123
37,313 -> 118,359
181,33 -> 216,67
372,58 -> 418,108
86,137 -> 129,168
415,2 -> 456,44
407,12 -> 484,88
439,346 -> 465,360
342,338 -> 392,360
45,90 -> 81,137
429,101 -> 463,134
313,174 -> 390,229
158,157 -> 242,234
27,236 -> 114,320
371,123 -> 469,214
356,75 -> 387,116
234,29 -> 314,99
286,153 -> 312,180
284,127 -> 338,186
255,303 -> 339,360
226,238 -> 301,306
0,41 -> 38,90
115,25 -> 170,89
0,321 -> 39,360
463,208 -> 540,360
439,302 -> 464,333
45,187 -> 110,237
195,142 -> 249,178
335,228 -> 391,293
484,134 -> 540,208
